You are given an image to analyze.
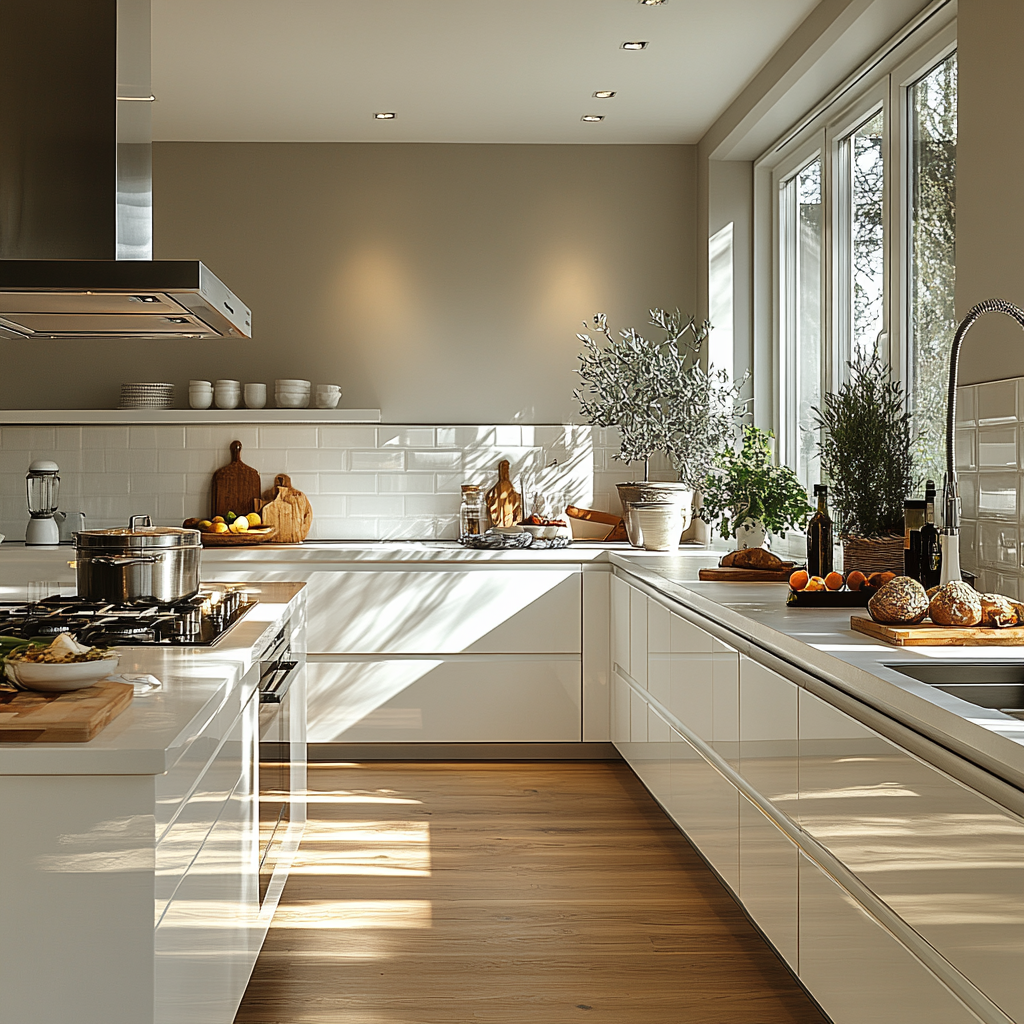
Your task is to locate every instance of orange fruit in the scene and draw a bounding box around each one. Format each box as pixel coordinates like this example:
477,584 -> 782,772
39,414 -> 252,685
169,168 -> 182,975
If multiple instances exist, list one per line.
804,576 -> 826,592
824,571 -> 844,591
878,572 -> 897,586
846,570 -> 867,591
789,569 -> 809,591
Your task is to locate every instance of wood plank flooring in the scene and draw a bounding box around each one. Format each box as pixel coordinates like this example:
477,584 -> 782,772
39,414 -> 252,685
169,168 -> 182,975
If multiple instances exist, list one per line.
235,762 -> 827,1024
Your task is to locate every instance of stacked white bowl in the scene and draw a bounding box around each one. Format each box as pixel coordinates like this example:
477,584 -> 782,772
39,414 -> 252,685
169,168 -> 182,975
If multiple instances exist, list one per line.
275,379 -> 311,408
315,383 -> 342,409
214,379 -> 241,410
119,382 -> 174,409
189,380 -> 214,409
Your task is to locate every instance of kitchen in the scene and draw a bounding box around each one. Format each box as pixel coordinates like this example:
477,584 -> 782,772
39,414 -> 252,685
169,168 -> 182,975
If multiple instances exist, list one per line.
3,1 -> 1024,1023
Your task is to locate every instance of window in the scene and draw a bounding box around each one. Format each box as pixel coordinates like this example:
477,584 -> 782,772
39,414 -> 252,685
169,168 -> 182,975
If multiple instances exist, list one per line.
762,20 -> 956,499
909,52 -> 957,484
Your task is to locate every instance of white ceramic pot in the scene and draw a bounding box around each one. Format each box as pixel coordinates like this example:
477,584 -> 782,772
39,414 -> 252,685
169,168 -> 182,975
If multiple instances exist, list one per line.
243,383 -> 267,409
735,517 -> 768,550
189,388 -> 213,410
631,501 -> 684,552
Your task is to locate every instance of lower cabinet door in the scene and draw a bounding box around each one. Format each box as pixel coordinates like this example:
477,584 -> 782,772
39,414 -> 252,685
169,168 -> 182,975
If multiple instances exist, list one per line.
738,795 -> 798,969
611,672 -> 630,746
307,657 -> 582,742
668,728 -> 739,892
798,853 -> 982,1024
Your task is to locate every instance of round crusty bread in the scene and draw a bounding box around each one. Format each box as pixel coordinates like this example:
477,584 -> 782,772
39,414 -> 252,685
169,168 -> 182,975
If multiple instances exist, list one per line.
868,576 -> 929,625
929,581 -> 982,627
979,593 -> 1020,628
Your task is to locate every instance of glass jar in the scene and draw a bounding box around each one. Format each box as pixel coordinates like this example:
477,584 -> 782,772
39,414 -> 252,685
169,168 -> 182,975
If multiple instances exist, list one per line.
459,485 -> 484,539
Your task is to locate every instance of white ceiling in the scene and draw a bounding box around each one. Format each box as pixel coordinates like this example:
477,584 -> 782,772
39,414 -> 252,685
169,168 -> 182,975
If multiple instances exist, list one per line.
151,0 -> 821,145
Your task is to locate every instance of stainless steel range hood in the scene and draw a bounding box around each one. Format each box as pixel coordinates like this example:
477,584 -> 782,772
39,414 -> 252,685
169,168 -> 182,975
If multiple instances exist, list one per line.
0,0 -> 252,340
0,260 -> 251,340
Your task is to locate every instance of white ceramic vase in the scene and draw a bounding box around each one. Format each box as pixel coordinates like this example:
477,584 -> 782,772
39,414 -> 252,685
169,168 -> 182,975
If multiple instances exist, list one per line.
735,517 -> 768,550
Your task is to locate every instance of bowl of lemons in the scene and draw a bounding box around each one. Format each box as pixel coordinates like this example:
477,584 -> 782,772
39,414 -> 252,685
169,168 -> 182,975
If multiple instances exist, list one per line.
185,512 -> 278,546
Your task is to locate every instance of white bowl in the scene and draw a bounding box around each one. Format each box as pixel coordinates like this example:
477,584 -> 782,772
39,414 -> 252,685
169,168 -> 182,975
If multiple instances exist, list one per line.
189,391 -> 214,410
4,653 -> 121,693
189,379 -> 212,387
214,379 -> 240,387
315,392 -> 341,409
275,392 -> 309,408
275,379 -> 310,388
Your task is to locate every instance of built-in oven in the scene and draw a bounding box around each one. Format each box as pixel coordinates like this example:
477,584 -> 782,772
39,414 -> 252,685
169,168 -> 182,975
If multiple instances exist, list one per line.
257,625 -> 301,906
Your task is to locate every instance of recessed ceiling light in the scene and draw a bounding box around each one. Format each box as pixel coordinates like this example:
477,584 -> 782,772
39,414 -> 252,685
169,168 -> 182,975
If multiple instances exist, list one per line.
581,115 -> 605,123
593,91 -> 616,99
373,112 -> 396,120
621,41 -> 648,50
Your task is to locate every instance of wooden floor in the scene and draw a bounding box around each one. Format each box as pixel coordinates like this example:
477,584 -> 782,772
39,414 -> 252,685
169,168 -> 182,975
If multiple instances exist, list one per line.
235,762 -> 827,1024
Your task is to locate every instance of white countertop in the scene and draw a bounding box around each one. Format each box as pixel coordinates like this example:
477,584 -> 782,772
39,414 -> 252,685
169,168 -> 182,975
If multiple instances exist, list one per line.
0,582 -> 304,776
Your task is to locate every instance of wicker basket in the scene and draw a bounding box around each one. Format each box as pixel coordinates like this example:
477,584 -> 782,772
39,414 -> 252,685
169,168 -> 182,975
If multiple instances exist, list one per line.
842,534 -> 905,575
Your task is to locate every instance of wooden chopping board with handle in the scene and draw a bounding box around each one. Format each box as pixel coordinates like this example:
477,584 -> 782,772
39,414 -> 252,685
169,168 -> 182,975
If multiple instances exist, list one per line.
485,460 -> 521,528
258,474 -> 313,543
0,681 -> 133,742
211,440 -> 262,520
851,616 -> 1024,646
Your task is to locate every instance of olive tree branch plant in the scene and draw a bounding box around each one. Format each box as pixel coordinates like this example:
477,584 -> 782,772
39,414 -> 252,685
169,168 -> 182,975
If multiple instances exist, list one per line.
573,308 -> 746,488
699,425 -> 814,540
813,350 -> 918,538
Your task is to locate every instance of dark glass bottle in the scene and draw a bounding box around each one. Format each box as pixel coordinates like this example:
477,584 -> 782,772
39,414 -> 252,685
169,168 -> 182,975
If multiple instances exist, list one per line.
806,484 -> 834,577
919,479 -> 942,589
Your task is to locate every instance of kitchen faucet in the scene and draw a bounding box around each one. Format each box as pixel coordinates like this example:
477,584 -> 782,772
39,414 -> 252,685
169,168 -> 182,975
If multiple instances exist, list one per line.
940,298 -> 1024,585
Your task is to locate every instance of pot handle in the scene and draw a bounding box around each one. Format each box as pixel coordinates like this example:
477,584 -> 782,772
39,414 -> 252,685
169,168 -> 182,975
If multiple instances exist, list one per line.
90,554 -> 162,567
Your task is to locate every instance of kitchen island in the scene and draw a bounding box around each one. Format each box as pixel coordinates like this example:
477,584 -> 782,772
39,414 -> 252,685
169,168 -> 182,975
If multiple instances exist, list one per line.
0,581 -> 306,1024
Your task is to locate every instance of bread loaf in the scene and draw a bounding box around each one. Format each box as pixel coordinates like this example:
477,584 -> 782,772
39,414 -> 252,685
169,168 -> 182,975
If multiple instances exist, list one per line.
868,576 -> 929,625
929,581 -> 982,626
979,593 -> 1021,628
719,548 -> 792,570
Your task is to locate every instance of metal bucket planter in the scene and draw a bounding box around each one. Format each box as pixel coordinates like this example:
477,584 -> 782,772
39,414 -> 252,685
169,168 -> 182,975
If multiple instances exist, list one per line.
616,483 -> 694,549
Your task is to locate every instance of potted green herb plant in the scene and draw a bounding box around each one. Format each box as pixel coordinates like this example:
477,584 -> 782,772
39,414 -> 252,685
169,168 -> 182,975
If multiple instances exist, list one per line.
813,351 -> 917,573
574,308 -> 744,547
699,426 -> 813,548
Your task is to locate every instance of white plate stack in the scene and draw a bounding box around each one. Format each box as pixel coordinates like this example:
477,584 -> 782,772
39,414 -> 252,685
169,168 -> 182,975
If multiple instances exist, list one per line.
275,379 -> 311,408
119,382 -> 174,409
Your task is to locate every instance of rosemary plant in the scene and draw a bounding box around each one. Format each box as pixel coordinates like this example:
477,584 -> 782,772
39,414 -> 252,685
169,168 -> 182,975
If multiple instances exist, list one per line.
813,351 -> 918,538
700,426 -> 813,540
574,309 -> 744,487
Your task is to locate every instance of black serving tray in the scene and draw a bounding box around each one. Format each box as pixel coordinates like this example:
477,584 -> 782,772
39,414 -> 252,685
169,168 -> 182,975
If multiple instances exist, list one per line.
786,588 -> 873,608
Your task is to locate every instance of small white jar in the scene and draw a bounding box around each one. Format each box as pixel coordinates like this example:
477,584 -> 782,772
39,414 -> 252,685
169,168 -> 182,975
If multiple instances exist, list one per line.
243,383 -> 267,409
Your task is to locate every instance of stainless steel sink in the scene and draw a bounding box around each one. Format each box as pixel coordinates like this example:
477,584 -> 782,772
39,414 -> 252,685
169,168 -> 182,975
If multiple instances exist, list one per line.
887,662 -> 1024,717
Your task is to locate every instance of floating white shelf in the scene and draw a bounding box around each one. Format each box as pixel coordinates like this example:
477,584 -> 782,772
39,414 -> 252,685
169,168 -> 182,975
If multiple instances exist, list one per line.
0,408 -> 382,425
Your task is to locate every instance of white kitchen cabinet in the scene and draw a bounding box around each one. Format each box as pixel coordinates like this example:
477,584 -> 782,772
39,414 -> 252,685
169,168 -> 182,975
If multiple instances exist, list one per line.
305,568 -> 581,655
711,636 -> 739,768
611,671 -> 630,746
629,585 -> 648,687
798,852 -> 982,1024
306,657 -> 581,743
646,600 -> 671,706
611,574 -> 630,680
668,612 -> 714,742
641,703 -> 673,802
669,726 -> 739,892
618,684 -> 648,767
799,687 -> 1024,1022
738,795 -> 798,970
738,656 -> 798,811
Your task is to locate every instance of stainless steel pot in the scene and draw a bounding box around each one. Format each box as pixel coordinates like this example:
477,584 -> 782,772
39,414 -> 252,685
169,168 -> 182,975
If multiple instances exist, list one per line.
74,515 -> 202,604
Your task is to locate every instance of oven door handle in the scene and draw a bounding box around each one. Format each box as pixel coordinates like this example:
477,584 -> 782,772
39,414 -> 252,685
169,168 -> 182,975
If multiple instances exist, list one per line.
260,660 -> 298,703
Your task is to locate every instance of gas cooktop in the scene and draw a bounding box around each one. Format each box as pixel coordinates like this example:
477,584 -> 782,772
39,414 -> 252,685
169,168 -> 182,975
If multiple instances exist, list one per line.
0,585 -> 255,647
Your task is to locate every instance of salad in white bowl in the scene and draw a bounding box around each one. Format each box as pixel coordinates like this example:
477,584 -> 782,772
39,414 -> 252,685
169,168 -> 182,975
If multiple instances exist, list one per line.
2,633 -> 120,692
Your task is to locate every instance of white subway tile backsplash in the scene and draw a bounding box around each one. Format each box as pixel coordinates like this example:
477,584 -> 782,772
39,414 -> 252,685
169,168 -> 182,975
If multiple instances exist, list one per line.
378,473 -> 435,493
407,450 -> 462,472
494,426 -> 522,446
436,426 -> 494,448
130,426 -> 186,450
978,426 -> 1017,468
405,494 -> 459,516
320,473 -> 377,494
310,495 -> 347,518
259,426 -> 318,449
978,380 -> 1017,424
955,427 -> 977,471
82,473 -> 130,495
349,495 -> 404,518
319,426 -> 377,448
156,449 -> 192,474
350,450 -> 405,472
285,448 -> 329,473
185,426 -> 259,451
378,427 -> 435,448
956,386 -> 976,425
81,426 -> 122,449
979,520 -> 1019,567
978,472 -> 1017,519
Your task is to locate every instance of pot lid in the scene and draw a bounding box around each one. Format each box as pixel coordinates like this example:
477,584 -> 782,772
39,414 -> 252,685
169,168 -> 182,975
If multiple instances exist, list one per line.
76,526 -> 200,548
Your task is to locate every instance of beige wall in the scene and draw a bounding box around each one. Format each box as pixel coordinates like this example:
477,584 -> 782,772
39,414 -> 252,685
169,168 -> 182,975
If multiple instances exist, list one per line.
0,142 -> 695,420
955,0 -> 1024,385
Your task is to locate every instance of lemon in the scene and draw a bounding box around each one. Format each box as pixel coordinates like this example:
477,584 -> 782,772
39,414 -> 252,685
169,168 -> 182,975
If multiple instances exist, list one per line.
198,519 -> 212,530
246,512 -> 262,527
212,522 -> 229,534
212,516 -> 225,524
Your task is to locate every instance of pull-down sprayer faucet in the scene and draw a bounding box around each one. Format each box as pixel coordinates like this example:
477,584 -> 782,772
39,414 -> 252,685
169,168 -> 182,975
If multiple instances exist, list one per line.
940,298 -> 1024,585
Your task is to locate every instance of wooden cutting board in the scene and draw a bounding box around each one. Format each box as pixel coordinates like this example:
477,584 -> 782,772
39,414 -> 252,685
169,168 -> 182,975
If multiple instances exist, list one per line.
485,460 -> 521,528
211,440 -> 262,520
699,567 -> 795,582
0,681 -> 133,742
258,474 -> 313,543
851,615 -> 1024,646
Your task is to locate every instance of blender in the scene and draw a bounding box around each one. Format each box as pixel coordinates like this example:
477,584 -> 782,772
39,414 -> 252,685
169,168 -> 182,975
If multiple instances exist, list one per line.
26,460 -> 62,545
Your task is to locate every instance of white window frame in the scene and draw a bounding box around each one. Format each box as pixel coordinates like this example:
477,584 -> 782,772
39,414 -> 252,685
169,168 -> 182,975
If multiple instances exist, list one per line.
754,9 -> 957,498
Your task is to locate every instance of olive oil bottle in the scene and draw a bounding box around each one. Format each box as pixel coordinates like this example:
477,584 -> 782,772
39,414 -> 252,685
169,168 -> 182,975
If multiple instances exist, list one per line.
806,484 -> 833,578
919,479 -> 942,589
